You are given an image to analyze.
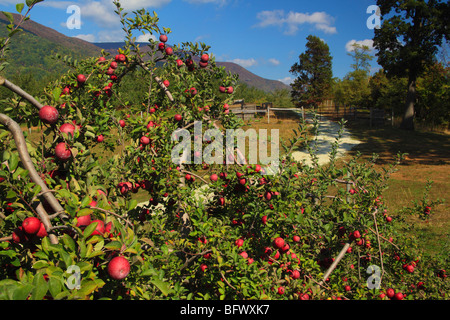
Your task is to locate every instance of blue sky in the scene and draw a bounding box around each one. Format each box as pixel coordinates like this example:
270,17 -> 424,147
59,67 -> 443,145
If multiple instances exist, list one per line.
0,0 -> 382,84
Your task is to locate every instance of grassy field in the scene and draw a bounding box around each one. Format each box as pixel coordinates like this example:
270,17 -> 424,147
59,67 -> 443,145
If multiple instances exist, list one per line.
343,119 -> 449,256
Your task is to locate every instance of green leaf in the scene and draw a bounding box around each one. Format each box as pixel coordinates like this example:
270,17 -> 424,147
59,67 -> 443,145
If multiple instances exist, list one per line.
30,272 -> 48,300
77,208 -> 93,217
128,199 -> 138,211
26,0 -> 44,7
12,283 -> 33,300
16,3 -> 25,14
104,241 -> 122,251
62,233 -> 76,252
48,276 -> 63,298
150,277 -> 170,296
32,260 -> 49,270
74,280 -> 102,298
82,221 -> 98,238
1,11 -> 14,25
7,152 -> 19,172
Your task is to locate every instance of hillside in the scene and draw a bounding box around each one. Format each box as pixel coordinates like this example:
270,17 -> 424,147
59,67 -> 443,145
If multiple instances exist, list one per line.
0,12 -> 101,81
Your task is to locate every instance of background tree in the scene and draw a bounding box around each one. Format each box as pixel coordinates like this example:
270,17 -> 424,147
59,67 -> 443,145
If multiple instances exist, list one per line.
290,35 -> 333,109
333,43 -> 373,109
373,0 -> 450,130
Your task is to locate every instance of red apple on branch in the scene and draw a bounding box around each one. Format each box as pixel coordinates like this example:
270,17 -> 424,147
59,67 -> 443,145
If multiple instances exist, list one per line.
107,256 -> 131,280
22,217 -> 41,235
55,142 -> 72,161
39,105 -> 59,124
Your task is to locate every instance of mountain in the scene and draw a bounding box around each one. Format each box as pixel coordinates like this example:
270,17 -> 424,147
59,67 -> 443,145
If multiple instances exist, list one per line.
0,12 -> 289,93
0,12 -> 101,57
216,61 -> 290,93
94,42 -> 291,93
0,12 -> 101,81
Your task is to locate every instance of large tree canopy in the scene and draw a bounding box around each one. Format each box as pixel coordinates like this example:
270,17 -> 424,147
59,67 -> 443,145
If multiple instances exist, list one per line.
290,35 -> 333,109
373,0 -> 449,130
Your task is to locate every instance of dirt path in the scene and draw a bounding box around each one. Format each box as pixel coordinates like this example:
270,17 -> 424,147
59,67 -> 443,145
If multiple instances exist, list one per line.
290,114 -> 362,166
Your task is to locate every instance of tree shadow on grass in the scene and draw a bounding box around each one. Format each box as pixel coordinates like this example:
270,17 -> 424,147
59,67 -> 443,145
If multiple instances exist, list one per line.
346,123 -> 450,165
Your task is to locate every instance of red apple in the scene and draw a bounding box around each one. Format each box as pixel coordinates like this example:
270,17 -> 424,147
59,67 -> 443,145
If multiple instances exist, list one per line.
176,59 -> 184,67
140,136 -> 150,145
110,61 -> 118,69
235,238 -> 244,247
165,47 -> 173,55
36,222 -> 48,238
210,174 -> 218,182
55,142 -> 72,161
163,79 -> 170,87
39,105 -> 59,124
76,214 -> 91,228
200,264 -> 207,272
277,286 -> 285,295
291,270 -> 300,279
262,215 -> 268,224
273,237 -> 285,250
239,251 -> 248,259
119,120 -> 126,128
386,288 -> 395,299
59,123 -> 76,137
76,74 -> 86,83
107,256 -> 130,280
12,227 -> 28,243
174,114 -> 182,121
89,220 -> 105,236
22,217 -> 41,235
394,292 -> 404,300
96,135 -> 104,142
159,34 -> 168,43
116,54 -> 126,62
201,53 -> 209,62
293,235 -> 300,242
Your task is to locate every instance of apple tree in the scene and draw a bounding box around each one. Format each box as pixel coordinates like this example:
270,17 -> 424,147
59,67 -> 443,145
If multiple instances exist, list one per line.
0,1 -> 448,300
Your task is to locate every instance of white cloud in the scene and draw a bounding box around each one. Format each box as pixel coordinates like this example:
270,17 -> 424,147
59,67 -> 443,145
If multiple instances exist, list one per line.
268,58 -> 280,66
345,39 -> 375,52
136,32 -> 157,42
278,77 -> 294,85
73,33 -> 96,42
227,58 -> 258,68
255,10 -> 337,35
43,0 -> 171,29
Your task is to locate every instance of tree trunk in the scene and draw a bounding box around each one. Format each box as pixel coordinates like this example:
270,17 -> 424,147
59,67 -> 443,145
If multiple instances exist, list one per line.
400,75 -> 417,130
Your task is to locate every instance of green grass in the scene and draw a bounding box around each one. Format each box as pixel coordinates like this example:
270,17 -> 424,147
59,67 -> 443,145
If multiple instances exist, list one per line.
342,120 -> 450,256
